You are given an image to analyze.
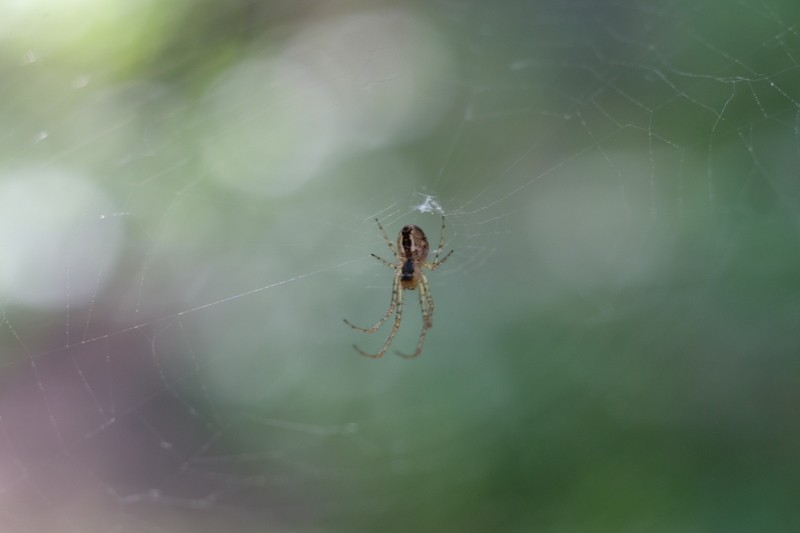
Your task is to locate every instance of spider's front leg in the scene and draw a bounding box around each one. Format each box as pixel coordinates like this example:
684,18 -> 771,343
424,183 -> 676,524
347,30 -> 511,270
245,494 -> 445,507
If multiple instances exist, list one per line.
375,218 -> 397,256
429,216 -> 454,269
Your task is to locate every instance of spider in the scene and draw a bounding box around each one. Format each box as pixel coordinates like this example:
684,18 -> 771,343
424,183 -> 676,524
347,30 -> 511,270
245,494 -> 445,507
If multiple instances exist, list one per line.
344,216 -> 453,359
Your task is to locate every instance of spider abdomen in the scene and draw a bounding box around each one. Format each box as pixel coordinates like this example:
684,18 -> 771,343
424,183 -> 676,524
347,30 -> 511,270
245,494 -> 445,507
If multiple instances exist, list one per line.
398,225 -> 430,263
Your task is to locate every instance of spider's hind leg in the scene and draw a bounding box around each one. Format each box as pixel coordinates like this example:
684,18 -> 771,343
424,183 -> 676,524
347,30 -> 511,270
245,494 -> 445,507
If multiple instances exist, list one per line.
343,274 -> 400,333
354,285 -> 405,358
395,281 -> 430,359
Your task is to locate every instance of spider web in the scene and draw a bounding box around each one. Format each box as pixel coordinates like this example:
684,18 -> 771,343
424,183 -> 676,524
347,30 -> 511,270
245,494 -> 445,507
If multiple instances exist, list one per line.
2,1 -> 799,531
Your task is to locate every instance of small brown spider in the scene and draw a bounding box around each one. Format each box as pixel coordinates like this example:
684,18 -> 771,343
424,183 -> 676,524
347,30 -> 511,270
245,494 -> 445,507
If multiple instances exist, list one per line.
344,216 -> 453,359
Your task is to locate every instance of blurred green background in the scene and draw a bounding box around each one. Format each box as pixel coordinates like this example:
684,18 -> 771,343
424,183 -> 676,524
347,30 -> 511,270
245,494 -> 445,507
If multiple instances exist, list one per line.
1,0 -> 799,531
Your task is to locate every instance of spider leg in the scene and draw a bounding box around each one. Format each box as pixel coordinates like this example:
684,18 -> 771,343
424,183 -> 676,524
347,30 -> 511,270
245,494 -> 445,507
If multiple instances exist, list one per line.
432,215 -> 446,262
343,273 -> 399,333
428,249 -> 453,271
375,218 -> 397,256
370,253 -> 396,269
429,215 -> 453,267
353,277 -> 404,358
423,277 -> 434,328
395,281 -> 430,359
